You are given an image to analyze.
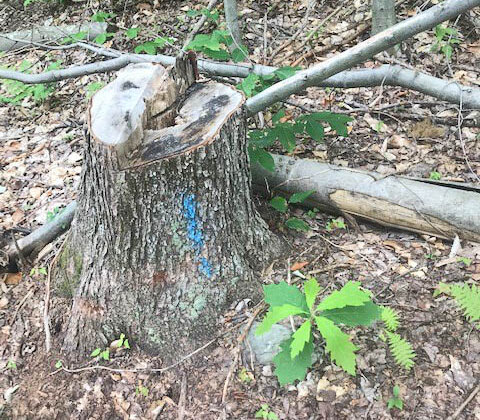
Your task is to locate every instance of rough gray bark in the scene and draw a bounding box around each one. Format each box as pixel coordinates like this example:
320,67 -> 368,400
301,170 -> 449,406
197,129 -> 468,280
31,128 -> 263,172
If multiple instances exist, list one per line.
53,63 -> 282,360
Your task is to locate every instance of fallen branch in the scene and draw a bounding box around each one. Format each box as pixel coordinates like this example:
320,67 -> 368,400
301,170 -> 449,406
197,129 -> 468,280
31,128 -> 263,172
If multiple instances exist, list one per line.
0,22 -> 107,51
1,45 -> 479,109
251,154 -> 480,243
246,0 -> 480,114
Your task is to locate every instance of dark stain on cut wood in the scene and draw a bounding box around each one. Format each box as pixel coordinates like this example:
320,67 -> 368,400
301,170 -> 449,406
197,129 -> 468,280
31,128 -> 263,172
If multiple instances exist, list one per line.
138,94 -> 232,162
121,81 -> 139,90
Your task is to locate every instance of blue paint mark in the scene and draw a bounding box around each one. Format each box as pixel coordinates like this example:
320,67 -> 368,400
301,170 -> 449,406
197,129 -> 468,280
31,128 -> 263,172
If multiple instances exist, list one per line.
182,193 -> 213,278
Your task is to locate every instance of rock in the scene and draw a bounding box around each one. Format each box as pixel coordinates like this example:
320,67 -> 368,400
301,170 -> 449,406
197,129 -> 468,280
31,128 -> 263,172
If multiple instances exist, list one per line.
244,322 -> 292,365
262,365 -> 273,377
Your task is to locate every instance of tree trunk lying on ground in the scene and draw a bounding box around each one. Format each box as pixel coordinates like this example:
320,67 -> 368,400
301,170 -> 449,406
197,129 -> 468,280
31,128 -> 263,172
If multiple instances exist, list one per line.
252,155 -> 480,242
3,153 -> 480,274
51,63 -> 282,360
0,22 -> 107,51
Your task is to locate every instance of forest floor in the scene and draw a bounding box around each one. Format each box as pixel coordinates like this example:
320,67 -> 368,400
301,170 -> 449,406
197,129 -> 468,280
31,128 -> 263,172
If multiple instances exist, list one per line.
0,0 -> 479,419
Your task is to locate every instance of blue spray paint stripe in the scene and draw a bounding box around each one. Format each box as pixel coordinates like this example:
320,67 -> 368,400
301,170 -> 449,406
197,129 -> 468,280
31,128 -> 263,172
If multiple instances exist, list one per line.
182,194 -> 212,278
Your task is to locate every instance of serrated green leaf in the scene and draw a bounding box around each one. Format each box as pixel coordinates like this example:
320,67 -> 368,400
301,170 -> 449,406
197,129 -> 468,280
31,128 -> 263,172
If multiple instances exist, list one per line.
270,196 -> 288,213
285,218 -> 310,232
305,120 -> 324,142
273,339 -> 314,385
320,301 -> 382,326
135,42 -> 156,55
289,190 -> 315,204
256,304 -> 307,335
381,306 -> 400,331
290,320 -> 312,358
317,281 -> 371,311
248,146 -> 275,172
450,283 -> 480,322
308,112 -> 352,137
272,109 -> 285,124
187,34 -> 222,51
237,73 -> 259,97
275,125 -> 296,153
263,281 -> 308,312
304,277 -> 321,310
315,316 -> 357,375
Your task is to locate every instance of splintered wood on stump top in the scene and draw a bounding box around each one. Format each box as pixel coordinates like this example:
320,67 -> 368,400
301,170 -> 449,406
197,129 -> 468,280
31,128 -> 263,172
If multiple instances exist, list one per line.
56,63 -> 282,361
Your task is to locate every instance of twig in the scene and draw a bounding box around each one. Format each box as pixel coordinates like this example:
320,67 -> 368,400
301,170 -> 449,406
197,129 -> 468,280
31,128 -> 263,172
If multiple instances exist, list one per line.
448,383 -> 479,420
181,0 -> 220,52
10,288 -> 35,326
269,0 -> 317,62
221,303 -> 265,403
177,373 -> 187,420
52,323 -> 241,376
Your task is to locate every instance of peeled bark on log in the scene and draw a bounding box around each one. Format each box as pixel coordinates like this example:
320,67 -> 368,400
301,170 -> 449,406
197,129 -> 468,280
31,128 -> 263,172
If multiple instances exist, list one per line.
252,155 -> 480,242
54,63 -> 282,360
0,22 -> 107,51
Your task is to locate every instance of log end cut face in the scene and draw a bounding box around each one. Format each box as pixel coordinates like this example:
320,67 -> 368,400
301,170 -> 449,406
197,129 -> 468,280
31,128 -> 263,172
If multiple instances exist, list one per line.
87,62 -> 244,169
137,83 -> 244,165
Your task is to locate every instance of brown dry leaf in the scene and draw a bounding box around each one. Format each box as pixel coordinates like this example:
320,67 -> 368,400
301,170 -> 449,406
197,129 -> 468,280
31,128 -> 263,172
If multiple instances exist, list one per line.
408,119 -> 445,139
389,134 -> 412,149
383,240 -> 404,253
291,261 -> 309,271
11,209 -> 24,223
5,273 -> 21,285
466,43 -> 480,55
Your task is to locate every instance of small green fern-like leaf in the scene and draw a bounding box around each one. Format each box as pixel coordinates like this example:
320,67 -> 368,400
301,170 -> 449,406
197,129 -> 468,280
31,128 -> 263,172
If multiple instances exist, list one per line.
381,306 -> 400,332
450,284 -> 480,322
386,331 -> 416,370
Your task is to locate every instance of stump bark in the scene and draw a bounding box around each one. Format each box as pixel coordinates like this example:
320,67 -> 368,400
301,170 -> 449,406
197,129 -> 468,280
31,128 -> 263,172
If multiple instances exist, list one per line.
54,63 -> 282,360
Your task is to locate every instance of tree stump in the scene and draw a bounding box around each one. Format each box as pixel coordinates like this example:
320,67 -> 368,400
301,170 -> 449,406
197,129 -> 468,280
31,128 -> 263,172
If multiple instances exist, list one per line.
54,63 -> 282,361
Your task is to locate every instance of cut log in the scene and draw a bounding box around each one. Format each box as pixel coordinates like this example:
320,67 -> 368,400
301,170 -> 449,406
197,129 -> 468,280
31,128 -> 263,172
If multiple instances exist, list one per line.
252,155 -> 480,242
53,63 -> 282,360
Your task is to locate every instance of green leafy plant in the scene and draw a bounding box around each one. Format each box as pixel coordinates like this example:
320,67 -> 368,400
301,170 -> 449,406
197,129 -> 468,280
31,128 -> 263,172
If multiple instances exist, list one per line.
86,81 -> 105,98
237,67 -> 300,98
113,333 -> 131,350
55,360 -> 63,369
61,32 -> 88,44
248,108 -> 352,172
136,384 -> 149,397
387,385 -> 404,410
326,217 -> 346,231
134,36 -> 174,55
91,11 -> 116,22
380,307 -> 416,370
238,367 -> 253,384
255,404 -> 279,420
0,60 -> 61,105
256,278 -> 382,385
91,347 -> 110,361
457,257 -> 472,267
431,24 -> 461,61
269,190 -> 315,232
434,282 -> 479,326
187,7 -> 219,22
7,360 -> 17,370
125,27 -> 140,40
30,266 -> 48,277
46,206 -> 64,222
185,30 -> 247,62
429,171 -> 442,180
94,32 -> 115,45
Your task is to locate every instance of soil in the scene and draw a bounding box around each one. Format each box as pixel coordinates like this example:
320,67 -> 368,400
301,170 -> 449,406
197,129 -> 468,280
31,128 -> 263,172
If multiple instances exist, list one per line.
0,0 -> 479,419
